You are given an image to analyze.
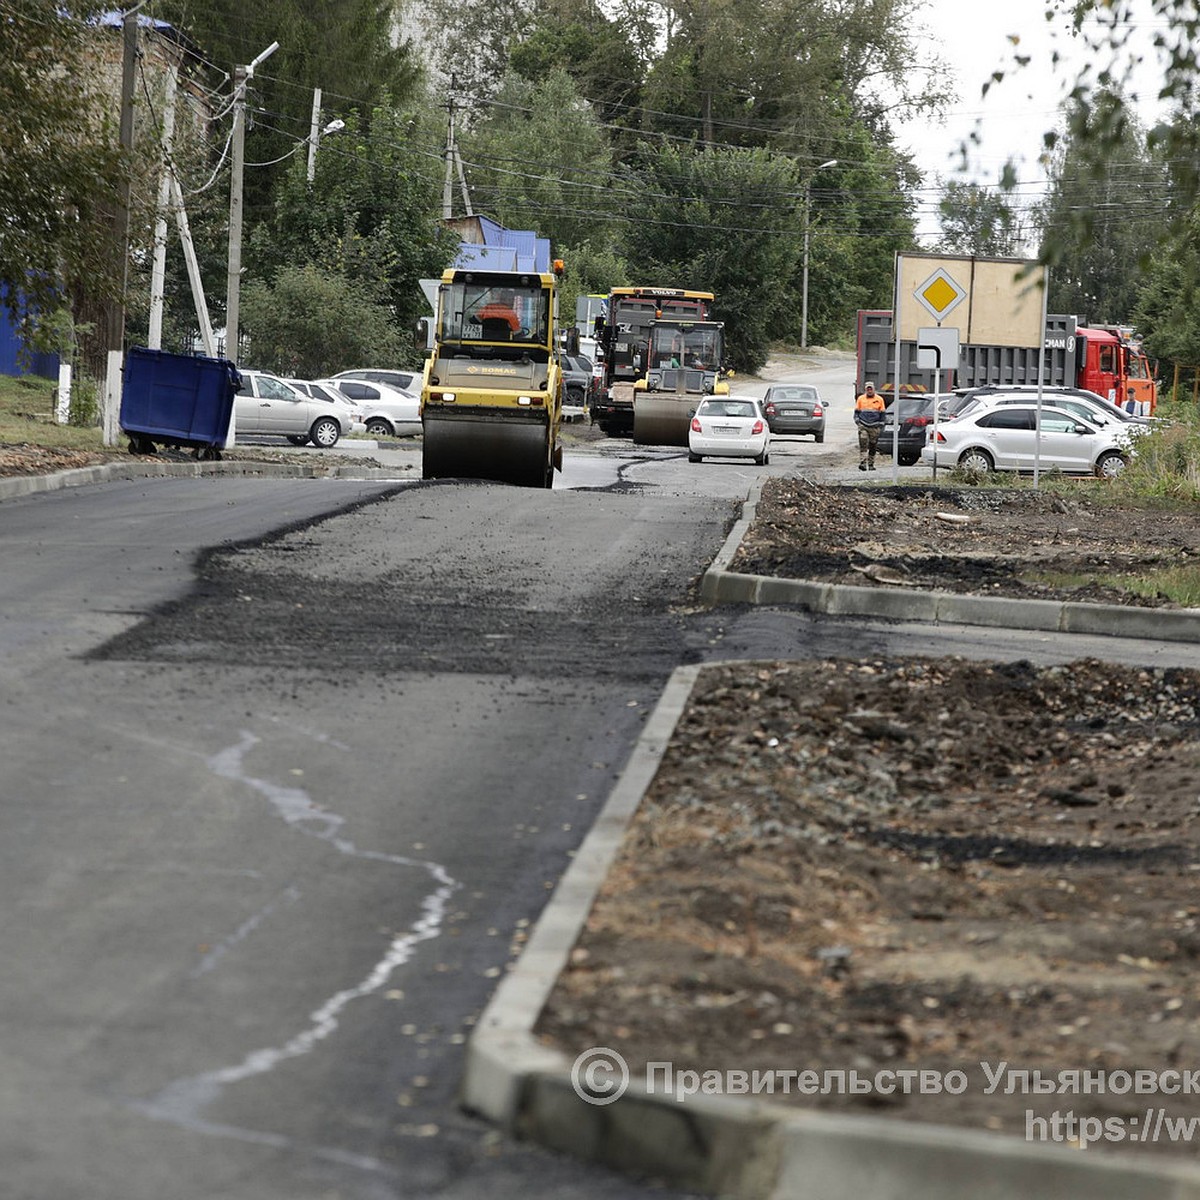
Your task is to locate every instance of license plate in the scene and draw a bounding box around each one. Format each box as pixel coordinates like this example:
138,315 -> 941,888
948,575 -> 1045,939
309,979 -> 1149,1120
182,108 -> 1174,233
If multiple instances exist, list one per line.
714,425 -> 738,434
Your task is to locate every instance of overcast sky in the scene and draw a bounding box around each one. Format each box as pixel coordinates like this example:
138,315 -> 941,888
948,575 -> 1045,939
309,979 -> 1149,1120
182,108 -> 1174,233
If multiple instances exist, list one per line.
894,0 -> 1173,242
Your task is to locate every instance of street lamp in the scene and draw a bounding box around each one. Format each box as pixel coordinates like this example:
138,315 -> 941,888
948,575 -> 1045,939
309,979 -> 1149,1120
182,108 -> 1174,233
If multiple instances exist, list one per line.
800,159 -> 838,351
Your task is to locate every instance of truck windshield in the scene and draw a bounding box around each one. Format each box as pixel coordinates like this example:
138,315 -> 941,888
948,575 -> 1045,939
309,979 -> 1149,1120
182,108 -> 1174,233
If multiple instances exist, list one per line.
650,325 -> 722,370
441,282 -> 550,347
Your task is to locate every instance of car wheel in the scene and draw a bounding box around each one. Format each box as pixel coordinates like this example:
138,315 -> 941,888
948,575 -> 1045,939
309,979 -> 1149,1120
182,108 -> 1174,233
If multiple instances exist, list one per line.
958,447 -> 994,473
688,452 -> 702,463
899,454 -> 919,466
755,451 -> 769,465
286,434 -> 309,446
566,385 -> 585,405
365,418 -> 394,438
1095,451 -> 1128,478
310,417 -> 341,448
814,432 -> 824,444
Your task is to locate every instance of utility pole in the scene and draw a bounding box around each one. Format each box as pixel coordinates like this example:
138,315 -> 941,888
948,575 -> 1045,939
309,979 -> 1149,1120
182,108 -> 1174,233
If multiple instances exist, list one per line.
306,86 -> 322,183
443,76 -> 458,219
225,41 -> 278,364
147,61 -> 178,350
103,1 -> 143,445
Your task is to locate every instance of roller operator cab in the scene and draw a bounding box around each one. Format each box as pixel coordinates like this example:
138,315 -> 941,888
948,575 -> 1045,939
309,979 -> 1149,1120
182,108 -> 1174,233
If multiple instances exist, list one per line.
420,266 -> 564,488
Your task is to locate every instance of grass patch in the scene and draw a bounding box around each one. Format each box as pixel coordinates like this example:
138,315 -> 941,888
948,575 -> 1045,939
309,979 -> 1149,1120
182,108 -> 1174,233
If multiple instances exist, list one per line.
1026,564 -> 1200,608
0,372 -> 108,451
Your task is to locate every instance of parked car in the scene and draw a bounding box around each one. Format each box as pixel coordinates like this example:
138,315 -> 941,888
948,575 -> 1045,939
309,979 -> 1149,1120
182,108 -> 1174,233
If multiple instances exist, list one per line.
560,354 -> 595,407
957,384 -> 1149,423
877,394 -> 947,466
921,403 -> 1133,477
330,367 -> 421,394
320,378 -> 420,438
953,387 -> 1152,432
761,384 -> 825,441
286,378 -> 365,429
234,370 -> 352,447
688,396 -> 771,464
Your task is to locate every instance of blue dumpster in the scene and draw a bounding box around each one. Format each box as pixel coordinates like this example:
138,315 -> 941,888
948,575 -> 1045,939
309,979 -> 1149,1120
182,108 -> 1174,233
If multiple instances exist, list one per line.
120,346 -> 241,459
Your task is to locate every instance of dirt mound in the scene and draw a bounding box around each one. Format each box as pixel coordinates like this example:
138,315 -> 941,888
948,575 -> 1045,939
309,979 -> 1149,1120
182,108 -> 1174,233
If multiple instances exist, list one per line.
733,478 -> 1198,608
538,655 -> 1200,1152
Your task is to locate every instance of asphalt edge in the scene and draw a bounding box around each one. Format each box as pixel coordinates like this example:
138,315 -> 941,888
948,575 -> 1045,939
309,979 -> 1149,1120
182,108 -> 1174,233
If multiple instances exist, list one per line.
0,456 -> 413,501
461,658 -> 1200,1198
698,478 -> 1200,644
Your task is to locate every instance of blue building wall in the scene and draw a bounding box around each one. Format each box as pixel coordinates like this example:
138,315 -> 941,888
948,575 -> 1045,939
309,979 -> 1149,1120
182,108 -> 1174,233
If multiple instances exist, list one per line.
0,298 -> 60,380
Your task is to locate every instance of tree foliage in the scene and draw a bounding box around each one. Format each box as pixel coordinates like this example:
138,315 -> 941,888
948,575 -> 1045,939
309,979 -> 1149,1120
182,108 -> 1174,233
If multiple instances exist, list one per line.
618,141 -> 806,371
247,103 -> 456,366
1035,90 -> 1171,322
0,2 -> 124,345
936,182 -> 1022,258
240,264 -> 403,377
459,69 -> 619,253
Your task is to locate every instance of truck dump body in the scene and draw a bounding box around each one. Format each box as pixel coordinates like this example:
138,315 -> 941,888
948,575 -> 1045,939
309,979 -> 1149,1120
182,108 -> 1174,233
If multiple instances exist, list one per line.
421,269 -> 563,488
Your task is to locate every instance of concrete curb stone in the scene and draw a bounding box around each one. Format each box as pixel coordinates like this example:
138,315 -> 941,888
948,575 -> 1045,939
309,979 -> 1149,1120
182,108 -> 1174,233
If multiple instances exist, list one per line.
699,477 -> 1200,644
0,456 -> 413,501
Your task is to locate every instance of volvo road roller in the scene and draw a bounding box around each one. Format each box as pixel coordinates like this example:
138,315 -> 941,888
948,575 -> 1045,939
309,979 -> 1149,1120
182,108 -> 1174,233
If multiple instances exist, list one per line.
421,265 -> 564,488
632,318 -> 728,446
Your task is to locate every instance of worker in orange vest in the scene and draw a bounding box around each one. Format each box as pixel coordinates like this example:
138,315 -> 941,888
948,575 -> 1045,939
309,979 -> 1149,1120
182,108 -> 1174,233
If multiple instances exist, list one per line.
854,381 -> 886,471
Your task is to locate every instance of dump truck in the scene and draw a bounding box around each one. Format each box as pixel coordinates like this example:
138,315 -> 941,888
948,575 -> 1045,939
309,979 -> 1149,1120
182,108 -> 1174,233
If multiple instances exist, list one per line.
420,265 -> 564,488
856,253 -> 1158,412
858,311 -> 1158,413
631,317 -> 729,445
591,287 -> 715,435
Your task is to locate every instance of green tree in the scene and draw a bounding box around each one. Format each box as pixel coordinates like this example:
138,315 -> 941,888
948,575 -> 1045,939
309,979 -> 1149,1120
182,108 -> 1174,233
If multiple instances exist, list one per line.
240,264 -> 403,376
936,181 -> 1022,257
799,130 -> 919,347
158,0 -> 421,214
249,103 -> 457,364
0,2 -> 123,347
460,68 -> 620,254
620,141 -> 807,371
508,0 -> 649,131
1035,91 -> 1170,322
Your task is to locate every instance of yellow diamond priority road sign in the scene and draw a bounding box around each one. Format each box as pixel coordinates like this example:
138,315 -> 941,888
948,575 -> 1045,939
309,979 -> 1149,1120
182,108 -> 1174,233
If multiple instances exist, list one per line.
913,267 -> 965,322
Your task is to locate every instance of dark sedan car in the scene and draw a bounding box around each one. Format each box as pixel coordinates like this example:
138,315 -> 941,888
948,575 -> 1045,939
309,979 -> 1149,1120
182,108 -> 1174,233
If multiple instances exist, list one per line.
761,384 -> 825,441
877,395 -> 939,466
560,354 -> 595,407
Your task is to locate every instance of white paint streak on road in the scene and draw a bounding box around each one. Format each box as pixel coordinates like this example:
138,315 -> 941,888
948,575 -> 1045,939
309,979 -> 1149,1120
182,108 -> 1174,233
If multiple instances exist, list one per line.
133,731 -> 459,1175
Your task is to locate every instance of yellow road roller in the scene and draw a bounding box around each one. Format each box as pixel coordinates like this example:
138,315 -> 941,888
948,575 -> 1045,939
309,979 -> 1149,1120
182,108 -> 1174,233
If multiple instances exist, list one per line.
421,265 -> 564,488
632,318 -> 729,446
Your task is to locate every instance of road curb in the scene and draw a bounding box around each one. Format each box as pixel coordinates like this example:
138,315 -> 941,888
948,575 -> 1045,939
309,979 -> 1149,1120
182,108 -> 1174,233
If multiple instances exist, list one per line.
698,478 -> 1200,643
462,661 -> 1200,1198
0,457 -> 413,501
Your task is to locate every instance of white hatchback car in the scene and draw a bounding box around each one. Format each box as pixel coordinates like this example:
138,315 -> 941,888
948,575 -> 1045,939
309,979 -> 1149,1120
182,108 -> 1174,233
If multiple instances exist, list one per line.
688,396 -> 771,464
922,403 -> 1133,477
